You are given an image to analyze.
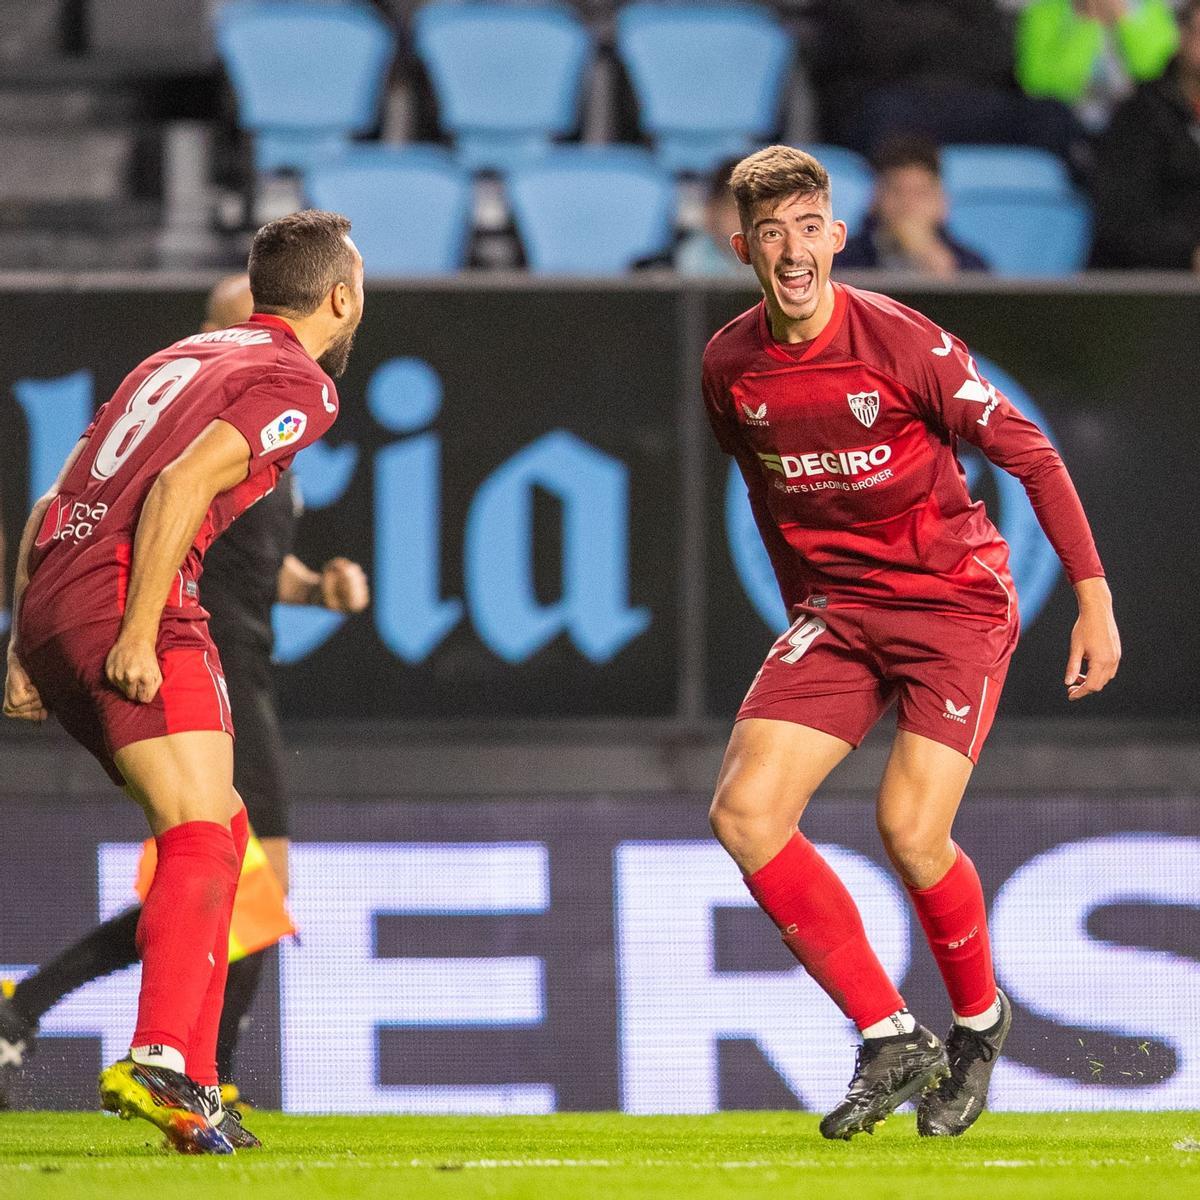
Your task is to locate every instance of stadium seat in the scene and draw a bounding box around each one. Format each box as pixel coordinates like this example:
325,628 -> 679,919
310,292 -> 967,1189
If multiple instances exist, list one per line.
214,1 -> 396,174
304,146 -> 474,276
615,3 -> 792,175
413,3 -> 592,173
947,194 -> 1092,276
940,145 -> 1072,200
505,148 -> 676,274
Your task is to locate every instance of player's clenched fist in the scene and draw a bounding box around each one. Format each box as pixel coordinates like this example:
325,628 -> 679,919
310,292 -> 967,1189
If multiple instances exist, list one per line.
105,635 -> 163,704
3,654 -> 48,721
319,557 -> 370,614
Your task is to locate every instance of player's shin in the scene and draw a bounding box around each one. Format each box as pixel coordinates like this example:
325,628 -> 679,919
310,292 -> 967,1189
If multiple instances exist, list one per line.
130,821 -> 240,1075
185,807 -> 248,1116
744,832 -> 906,1031
905,844 -> 1000,1026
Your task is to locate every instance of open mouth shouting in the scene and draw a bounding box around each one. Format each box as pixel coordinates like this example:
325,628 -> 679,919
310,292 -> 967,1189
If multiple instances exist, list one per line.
777,264 -> 817,306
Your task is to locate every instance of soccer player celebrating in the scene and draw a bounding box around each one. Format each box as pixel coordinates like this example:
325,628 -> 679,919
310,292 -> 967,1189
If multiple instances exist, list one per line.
2,211 -> 363,1153
703,147 -> 1119,1140
0,272 -> 370,1125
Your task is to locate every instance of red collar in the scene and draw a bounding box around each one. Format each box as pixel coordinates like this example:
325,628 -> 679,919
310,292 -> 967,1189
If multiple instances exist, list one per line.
248,313 -> 300,342
757,283 -> 847,364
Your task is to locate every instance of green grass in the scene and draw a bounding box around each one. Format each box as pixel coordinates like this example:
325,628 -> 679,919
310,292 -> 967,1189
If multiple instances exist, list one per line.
1,1111 -> 1198,1199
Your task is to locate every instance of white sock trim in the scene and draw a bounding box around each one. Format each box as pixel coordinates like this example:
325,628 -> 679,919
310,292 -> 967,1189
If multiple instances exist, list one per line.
861,1008 -> 917,1039
130,1044 -> 186,1074
200,1084 -> 224,1125
954,996 -> 1003,1031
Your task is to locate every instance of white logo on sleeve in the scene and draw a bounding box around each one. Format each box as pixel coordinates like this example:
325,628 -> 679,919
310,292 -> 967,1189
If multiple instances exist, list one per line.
952,356 -> 1003,427
260,409 -> 307,453
847,390 -> 880,428
321,384 -> 336,414
740,401 -> 768,426
943,698 -> 972,724
932,331 -> 954,357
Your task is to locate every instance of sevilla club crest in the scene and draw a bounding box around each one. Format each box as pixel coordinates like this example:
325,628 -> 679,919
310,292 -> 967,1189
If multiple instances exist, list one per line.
847,390 -> 880,428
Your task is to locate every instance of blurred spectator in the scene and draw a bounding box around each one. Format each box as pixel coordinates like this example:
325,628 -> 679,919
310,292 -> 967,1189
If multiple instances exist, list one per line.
838,138 -> 991,276
814,0 -> 1085,167
1091,0 -> 1200,268
1016,0 -> 1179,131
674,162 -> 754,278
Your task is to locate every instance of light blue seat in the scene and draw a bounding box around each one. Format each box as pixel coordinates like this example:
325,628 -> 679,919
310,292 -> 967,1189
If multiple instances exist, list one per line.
304,146 -> 474,276
413,2 -> 592,173
215,1 -> 396,173
940,145 -> 1072,200
947,194 -> 1092,276
506,148 -> 676,274
616,3 -> 792,175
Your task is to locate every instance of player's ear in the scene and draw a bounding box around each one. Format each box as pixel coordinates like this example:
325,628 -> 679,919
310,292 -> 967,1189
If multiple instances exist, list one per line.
731,231 -> 751,265
330,280 -> 351,319
831,220 -> 848,253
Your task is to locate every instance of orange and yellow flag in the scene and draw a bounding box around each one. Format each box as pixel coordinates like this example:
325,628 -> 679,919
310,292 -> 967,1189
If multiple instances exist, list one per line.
134,835 -> 295,962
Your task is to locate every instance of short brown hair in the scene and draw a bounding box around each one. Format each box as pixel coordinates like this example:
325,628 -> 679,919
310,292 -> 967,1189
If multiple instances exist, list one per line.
248,209 -> 355,318
728,145 -> 830,227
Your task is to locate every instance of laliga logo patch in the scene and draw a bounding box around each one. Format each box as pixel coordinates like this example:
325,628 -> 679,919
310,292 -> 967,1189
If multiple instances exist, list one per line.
847,390 -> 880,428
261,409 -> 307,452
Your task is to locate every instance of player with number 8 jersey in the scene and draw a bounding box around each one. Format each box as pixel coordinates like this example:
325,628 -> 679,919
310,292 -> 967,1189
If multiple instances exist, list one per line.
23,322 -> 336,687
4,210 -> 363,1153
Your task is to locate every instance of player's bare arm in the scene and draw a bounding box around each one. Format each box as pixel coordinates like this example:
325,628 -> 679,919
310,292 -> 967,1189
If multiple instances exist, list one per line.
106,420 -> 254,704
1065,576 -> 1121,701
276,553 -> 369,612
4,438 -> 88,722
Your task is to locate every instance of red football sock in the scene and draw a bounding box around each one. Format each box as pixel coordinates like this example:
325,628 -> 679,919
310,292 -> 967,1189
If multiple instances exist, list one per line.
186,807 -> 249,1087
906,844 -> 997,1019
745,832 -> 905,1030
133,821 -> 240,1063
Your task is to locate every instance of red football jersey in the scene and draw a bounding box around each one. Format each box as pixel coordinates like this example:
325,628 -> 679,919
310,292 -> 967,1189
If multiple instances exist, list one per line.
22,314 -> 339,649
703,284 -> 1104,621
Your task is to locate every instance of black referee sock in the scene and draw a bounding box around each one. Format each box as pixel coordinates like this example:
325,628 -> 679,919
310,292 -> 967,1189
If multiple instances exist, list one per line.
216,948 -> 267,1083
11,905 -> 141,1025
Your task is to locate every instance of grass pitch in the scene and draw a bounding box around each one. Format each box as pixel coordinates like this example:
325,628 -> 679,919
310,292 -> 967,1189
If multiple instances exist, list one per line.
1,1111 -> 1197,1199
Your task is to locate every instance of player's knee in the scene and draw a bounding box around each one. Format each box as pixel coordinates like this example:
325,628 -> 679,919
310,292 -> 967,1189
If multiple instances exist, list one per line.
877,819 -> 949,885
709,778 -> 796,857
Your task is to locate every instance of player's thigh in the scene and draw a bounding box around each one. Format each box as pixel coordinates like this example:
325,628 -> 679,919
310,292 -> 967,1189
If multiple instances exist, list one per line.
714,716 -> 856,828
117,730 -> 239,835
875,729 -> 975,883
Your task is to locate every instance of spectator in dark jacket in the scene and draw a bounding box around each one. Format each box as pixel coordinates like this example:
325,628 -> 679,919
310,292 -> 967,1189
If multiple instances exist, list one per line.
838,138 -> 991,275
1091,0 -> 1200,269
814,0 -> 1085,167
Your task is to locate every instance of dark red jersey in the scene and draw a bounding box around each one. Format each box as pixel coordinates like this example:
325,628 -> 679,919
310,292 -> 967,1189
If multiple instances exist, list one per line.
21,314 -> 338,649
703,284 -> 1104,622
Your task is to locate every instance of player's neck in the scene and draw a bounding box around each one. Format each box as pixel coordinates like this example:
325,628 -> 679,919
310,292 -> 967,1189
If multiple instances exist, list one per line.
765,281 -> 837,345
268,313 -> 334,367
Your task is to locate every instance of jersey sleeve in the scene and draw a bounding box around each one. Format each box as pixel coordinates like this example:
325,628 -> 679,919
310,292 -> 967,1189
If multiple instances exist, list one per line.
218,368 -> 339,478
913,329 -> 1105,585
701,357 -> 741,456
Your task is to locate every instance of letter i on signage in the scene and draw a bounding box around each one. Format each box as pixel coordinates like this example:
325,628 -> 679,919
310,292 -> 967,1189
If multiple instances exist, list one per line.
369,358 -> 463,661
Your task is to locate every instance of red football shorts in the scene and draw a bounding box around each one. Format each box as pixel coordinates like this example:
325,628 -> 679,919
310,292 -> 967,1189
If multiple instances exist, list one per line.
737,601 -> 1018,763
24,617 -> 234,787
